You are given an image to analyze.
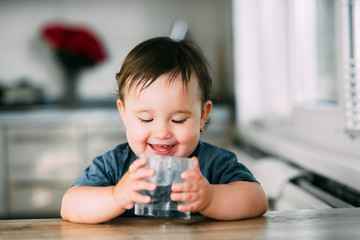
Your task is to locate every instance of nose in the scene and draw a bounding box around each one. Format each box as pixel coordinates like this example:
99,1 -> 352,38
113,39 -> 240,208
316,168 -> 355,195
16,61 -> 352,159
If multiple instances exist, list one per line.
152,121 -> 172,139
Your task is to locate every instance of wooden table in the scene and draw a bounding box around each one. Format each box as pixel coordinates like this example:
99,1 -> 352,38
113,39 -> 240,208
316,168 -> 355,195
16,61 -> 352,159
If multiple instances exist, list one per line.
1,208 -> 359,240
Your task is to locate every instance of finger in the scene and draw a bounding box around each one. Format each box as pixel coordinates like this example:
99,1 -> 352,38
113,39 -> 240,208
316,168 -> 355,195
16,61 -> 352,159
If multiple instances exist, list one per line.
170,192 -> 196,202
170,192 -> 182,201
177,203 -> 190,212
172,181 -> 198,192
171,182 -> 182,192
129,168 -> 155,181
131,180 -> 157,192
177,202 -> 199,213
181,169 -> 202,181
192,156 -> 200,170
125,202 -> 135,210
129,157 -> 147,172
132,192 -> 152,205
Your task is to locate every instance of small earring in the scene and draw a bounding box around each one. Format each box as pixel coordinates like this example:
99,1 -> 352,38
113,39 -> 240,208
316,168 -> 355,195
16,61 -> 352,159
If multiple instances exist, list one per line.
200,126 -> 204,132
124,127 -> 127,131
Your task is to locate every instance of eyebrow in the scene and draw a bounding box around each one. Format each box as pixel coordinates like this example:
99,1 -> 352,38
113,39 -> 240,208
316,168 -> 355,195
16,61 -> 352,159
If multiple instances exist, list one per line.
173,110 -> 192,115
134,109 -> 153,114
134,110 -> 193,115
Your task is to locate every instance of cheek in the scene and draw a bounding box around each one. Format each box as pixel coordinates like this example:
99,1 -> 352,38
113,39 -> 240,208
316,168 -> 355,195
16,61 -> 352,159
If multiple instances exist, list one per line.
175,124 -> 200,148
125,125 -> 150,157
125,119 -> 149,142
127,124 -> 147,141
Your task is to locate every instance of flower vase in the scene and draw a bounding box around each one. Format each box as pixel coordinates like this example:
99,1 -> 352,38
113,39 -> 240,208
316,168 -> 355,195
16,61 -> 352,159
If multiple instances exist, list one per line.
41,22 -> 107,108
56,51 -> 94,108
62,67 -> 80,107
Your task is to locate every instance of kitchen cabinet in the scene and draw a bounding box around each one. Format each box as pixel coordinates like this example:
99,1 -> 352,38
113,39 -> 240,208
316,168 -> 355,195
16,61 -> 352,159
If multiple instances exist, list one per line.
0,109 -> 125,218
6,124 -> 84,218
8,180 -> 70,218
7,124 -> 83,180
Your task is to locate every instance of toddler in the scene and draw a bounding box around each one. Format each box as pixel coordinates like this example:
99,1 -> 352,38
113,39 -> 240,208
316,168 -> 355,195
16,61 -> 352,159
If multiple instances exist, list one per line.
61,37 -> 268,223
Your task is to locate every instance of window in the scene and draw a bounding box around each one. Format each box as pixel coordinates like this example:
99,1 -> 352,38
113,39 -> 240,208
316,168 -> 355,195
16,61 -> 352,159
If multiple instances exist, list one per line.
233,0 -> 360,190
342,0 -> 360,138
316,0 -> 338,103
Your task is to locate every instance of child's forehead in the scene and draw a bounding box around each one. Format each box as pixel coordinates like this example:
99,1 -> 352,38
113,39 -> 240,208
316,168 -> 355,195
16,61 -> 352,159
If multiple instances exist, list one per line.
125,73 -> 199,98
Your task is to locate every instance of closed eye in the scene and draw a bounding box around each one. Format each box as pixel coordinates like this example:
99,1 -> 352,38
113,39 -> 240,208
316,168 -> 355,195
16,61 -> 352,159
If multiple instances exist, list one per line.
172,119 -> 187,124
139,118 -> 153,123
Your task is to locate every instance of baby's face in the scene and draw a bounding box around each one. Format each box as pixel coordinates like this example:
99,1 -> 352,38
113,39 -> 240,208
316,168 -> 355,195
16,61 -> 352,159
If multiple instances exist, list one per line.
117,73 -> 212,158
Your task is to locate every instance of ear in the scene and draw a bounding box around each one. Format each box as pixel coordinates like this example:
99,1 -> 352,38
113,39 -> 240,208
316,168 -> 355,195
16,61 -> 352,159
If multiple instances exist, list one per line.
116,99 -> 126,127
200,100 -> 212,127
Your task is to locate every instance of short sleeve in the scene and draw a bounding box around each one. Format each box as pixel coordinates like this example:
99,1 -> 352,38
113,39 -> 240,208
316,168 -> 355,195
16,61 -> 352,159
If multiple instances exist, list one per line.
194,141 -> 257,184
72,143 -> 135,187
213,152 -> 257,184
72,155 -> 116,187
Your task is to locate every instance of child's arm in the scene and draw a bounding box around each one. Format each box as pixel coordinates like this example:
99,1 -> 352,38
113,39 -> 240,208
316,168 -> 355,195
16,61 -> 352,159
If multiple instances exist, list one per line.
61,158 -> 156,224
61,185 -> 123,224
171,158 -> 268,220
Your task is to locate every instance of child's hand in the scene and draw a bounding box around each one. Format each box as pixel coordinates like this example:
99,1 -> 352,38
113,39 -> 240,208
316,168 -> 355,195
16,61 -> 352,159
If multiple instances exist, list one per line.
112,157 -> 156,211
170,157 -> 212,213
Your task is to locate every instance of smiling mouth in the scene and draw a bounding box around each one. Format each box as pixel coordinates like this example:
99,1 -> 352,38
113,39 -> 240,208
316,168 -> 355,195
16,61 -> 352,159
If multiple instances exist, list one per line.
150,144 -> 175,153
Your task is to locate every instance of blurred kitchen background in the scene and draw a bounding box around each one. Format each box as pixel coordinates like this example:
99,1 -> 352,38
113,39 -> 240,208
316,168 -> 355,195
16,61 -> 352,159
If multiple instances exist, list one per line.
0,0 -> 359,219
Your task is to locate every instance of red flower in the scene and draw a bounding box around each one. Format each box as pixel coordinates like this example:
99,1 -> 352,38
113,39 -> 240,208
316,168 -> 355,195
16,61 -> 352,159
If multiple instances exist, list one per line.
41,22 -> 107,63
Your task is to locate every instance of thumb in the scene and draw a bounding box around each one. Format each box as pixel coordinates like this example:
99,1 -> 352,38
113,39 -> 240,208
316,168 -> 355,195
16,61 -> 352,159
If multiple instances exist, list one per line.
192,156 -> 199,169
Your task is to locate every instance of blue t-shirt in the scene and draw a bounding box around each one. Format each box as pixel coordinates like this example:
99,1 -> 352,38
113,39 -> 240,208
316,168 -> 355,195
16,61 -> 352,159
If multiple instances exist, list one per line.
72,141 -> 257,216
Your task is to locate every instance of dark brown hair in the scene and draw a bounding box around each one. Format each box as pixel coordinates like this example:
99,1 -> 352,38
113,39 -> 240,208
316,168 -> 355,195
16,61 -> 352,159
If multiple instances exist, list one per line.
115,37 -> 212,103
